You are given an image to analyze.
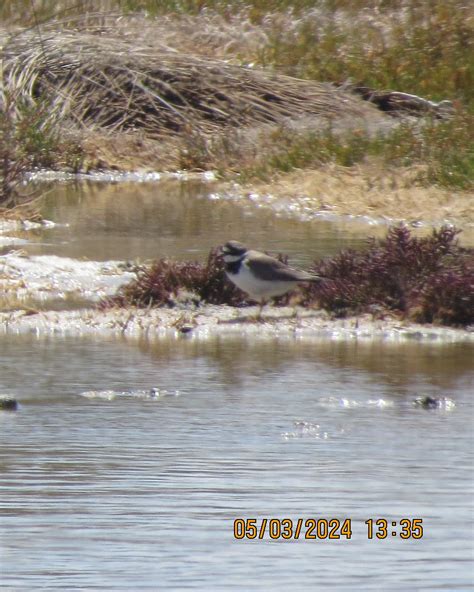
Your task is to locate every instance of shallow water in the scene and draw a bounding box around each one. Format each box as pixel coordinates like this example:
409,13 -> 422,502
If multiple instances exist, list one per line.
1,333 -> 473,591
1,179 -> 473,589
10,179 -> 377,264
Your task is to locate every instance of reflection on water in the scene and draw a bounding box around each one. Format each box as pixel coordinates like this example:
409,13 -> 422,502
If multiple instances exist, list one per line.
0,334 -> 472,590
137,337 -> 473,394
13,180 -> 377,263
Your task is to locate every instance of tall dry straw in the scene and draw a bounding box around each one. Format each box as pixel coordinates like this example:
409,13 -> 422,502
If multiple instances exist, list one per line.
1,17 -> 378,138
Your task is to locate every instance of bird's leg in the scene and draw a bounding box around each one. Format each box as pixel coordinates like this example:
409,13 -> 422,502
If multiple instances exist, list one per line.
255,298 -> 267,321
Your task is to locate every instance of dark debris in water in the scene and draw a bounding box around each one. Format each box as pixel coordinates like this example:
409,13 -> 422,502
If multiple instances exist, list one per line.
412,396 -> 455,410
0,397 -> 19,411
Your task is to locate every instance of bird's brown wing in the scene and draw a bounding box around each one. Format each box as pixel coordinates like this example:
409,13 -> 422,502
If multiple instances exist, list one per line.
245,252 -> 320,282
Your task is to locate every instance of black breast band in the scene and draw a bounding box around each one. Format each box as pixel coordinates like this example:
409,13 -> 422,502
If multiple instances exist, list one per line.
225,259 -> 242,275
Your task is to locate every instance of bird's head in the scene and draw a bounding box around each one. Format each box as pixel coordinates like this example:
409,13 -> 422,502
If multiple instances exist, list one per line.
221,240 -> 248,262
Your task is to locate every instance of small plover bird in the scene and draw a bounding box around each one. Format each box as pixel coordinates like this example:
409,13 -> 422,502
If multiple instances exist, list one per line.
221,240 -> 322,311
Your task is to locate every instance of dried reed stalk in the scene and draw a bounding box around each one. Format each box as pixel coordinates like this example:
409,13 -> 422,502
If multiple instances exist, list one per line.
1,17 -> 376,138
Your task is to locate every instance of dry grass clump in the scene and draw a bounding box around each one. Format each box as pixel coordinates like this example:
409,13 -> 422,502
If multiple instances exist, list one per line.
1,20 -> 376,140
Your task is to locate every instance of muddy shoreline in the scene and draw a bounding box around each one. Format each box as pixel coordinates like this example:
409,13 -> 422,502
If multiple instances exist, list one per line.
1,305 -> 472,343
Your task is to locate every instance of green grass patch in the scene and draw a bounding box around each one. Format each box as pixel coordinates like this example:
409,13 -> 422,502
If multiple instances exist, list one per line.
1,92 -> 83,208
238,110 -> 474,190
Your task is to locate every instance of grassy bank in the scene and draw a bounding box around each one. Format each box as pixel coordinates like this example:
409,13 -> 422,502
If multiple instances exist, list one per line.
1,1 -> 473,206
235,112 -> 474,190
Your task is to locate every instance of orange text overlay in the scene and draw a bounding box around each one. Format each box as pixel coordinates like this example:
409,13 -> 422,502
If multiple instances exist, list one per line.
233,518 -> 424,540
